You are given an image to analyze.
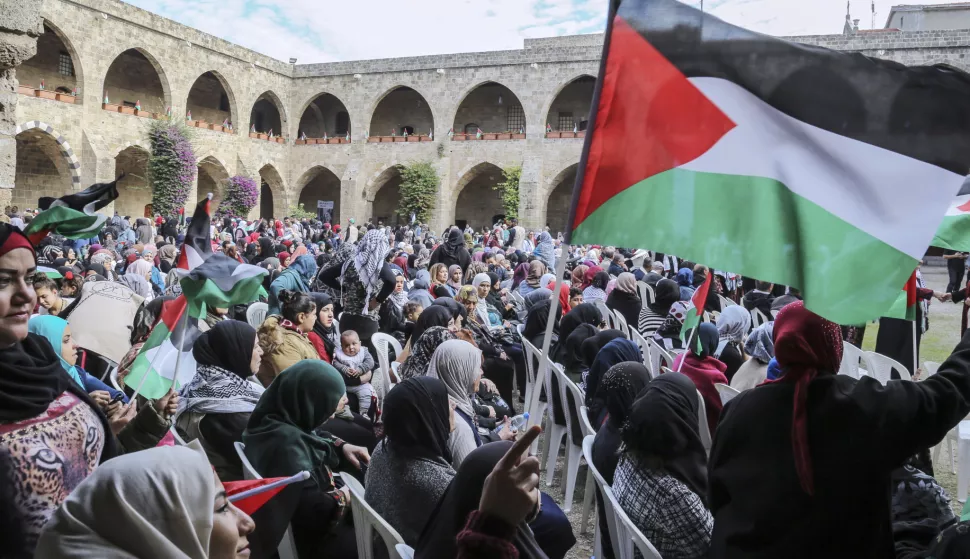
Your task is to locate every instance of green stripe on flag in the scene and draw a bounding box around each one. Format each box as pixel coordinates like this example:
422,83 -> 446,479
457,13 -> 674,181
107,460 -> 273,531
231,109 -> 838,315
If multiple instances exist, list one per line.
123,321 -> 174,400
883,289 -> 915,321
571,168 -> 918,325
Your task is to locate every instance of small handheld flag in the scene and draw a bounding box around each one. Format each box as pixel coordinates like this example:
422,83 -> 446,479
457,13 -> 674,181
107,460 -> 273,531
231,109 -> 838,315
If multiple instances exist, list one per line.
680,272 -> 712,353
225,471 -> 310,515
135,100 -> 141,111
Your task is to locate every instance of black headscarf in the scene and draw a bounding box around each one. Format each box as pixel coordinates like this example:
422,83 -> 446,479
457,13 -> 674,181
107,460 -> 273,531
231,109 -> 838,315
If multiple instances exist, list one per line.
522,299 -> 561,344
695,322 -> 720,359
580,329 -> 627,370
556,304 -> 602,351
432,297 -> 467,326
439,227 -> 465,260
602,362 -> 651,429
585,338 -> 643,424
192,320 -> 257,378
650,278 -> 681,314
253,237 -> 274,265
382,377 -> 453,464
415,441 -> 548,559
552,303 -> 602,366
410,305 -> 453,346
622,371 -> 708,503
591,271 -> 610,290
309,292 -> 337,357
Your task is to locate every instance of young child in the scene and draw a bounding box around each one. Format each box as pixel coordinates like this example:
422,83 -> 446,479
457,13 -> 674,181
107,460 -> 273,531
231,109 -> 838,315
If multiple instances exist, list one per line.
332,330 -> 375,416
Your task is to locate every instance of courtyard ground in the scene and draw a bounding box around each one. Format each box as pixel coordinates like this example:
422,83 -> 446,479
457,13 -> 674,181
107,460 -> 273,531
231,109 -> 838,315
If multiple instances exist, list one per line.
541,265 -> 966,559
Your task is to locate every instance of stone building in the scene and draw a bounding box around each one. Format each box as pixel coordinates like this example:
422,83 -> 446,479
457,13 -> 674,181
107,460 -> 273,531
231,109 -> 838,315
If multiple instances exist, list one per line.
11,0 -> 970,233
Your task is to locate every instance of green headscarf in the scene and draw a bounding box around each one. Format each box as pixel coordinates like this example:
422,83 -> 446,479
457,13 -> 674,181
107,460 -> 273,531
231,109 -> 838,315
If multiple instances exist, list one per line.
28,315 -> 84,389
242,360 -> 346,487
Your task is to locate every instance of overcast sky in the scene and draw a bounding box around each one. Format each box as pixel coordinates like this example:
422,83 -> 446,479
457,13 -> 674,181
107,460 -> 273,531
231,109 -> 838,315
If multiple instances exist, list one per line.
125,0 -> 969,63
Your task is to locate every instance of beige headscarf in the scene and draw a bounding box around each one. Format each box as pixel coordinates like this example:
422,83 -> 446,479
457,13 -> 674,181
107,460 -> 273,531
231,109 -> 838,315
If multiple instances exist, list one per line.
35,442 -> 216,558
616,272 -> 638,294
427,339 -> 482,418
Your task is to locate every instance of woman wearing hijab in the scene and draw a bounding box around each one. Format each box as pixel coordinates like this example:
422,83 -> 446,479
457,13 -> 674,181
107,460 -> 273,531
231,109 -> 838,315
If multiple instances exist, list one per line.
267,254 -> 317,316
615,372 -> 713,559
653,301 -> 690,351
708,302 -> 970,557
308,292 -> 338,363
732,322 -> 774,391
416,440 -> 577,559
511,262 -> 530,292
455,286 -> 518,409
429,227 -> 472,273
257,290 -> 319,387
399,326 -> 457,381
676,268 -> 696,301
319,229 -> 397,356
585,337 -> 643,428
427,339 -> 484,467
555,304 -> 604,382
714,305 -> 752,381
605,272 -> 641,328
157,243 -> 178,273
533,231 -> 556,270
379,270 -> 409,344
672,322 -> 728,435
134,217 -> 154,245
243,360 -> 370,557
486,271 -> 515,321
583,271 -> 611,304
518,260 -> 547,297
446,264 -> 464,296
175,321 -> 265,481
365,377 -> 456,545
408,269 -> 436,309
35,443 -> 255,559
591,362 -> 652,559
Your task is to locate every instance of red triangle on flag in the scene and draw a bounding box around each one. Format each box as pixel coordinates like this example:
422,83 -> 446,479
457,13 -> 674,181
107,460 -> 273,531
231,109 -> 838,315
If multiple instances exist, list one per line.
223,478 -> 289,516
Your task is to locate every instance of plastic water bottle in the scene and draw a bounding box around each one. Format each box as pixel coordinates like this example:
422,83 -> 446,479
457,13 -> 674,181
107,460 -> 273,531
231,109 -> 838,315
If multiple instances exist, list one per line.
510,412 -> 530,432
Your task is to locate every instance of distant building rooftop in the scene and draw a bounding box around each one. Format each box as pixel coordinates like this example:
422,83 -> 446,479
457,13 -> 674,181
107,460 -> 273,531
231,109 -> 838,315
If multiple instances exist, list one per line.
885,3 -> 970,28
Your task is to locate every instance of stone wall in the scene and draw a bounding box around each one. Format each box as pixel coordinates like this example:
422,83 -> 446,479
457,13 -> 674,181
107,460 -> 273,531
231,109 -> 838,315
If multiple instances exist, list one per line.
13,0 -> 970,235
1,0 -> 41,210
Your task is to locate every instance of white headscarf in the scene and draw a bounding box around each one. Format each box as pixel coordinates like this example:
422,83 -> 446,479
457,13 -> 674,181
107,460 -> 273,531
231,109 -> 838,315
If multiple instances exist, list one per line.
471,273 -> 493,327
427,339 -> 481,418
715,304 -> 752,358
36,442 -> 215,558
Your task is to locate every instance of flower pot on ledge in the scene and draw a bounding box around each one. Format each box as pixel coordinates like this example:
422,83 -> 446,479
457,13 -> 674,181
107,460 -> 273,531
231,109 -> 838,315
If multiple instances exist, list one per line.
102,103 -> 121,113
134,109 -> 152,118
186,119 -> 199,127
482,133 -> 497,140
119,105 -> 136,115
560,131 -> 576,139
275,137 -> 284,144
249,132 -> 259,139
17,85 -> 35,96
420,136 -> 433,142
406,135 -> 421,142
511,133 -> 526,140
496,133 -> 512,140
380,136 -> 395,143
257,133 -> 268,141
452,134 -> 467,141
576,130 -> 586,138
295,139 -> 307,145
392,136 -> 406,142
367,137 -> 380,143
36,90 -> 57,100
55,93 -> 76,104
545,131 -> 561,139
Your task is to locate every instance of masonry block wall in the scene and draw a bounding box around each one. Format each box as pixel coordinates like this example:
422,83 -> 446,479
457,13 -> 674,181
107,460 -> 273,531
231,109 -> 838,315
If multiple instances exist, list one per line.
13,0 -> 970,235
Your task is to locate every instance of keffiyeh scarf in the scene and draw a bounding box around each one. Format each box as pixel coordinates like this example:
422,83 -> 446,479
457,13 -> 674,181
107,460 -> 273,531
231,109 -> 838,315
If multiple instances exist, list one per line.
176,364 -> 264,418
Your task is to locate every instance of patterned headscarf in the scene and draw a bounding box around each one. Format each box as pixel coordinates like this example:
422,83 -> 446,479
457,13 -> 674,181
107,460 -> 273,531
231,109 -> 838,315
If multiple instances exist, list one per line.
773,301 -> 843,496
399,326 -> 456,381
345,229 -> 389,309
744,322 -> 775,364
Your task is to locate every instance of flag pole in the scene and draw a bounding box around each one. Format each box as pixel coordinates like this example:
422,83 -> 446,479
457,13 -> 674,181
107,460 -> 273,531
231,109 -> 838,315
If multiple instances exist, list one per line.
169,302 -> 194,393
912,318 -> 918,378
533,250 -> 568,430
229,471 -> 311,502
675,326 -> 699,373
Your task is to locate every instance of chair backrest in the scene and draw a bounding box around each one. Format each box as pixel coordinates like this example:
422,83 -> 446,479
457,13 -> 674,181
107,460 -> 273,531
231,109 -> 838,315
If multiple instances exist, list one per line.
109,366 -> 122,392
715,383 -> 740,405
542,354 -> 562,429
646,338 -> 674,378
578,403 -> 597,437
718,295 -> 736,310
613,309 -> 630,339
608,483 -> 665,559
395,544 -> 414,559
866,351 -> 912,384
702,311 -> 713,323
750,307 -> 769,329
516,322 -> 525,336
511,289 -> 526,306
583,436 -> 624,559
247,302 -> 269,328
235,442 -> 261,480
839,341 -> 871,379
234,442 -> 300,559
595,300 -> 613,327
924,361 -> 941,378
630,329 -> 653,376
342,472 -> 407,559
550,359 -> 582,443
637,282 -> 654,308
696,389 -> 712,455
170,426 -> 187,446
371,332 -> 403,400
520,338 -> 544,417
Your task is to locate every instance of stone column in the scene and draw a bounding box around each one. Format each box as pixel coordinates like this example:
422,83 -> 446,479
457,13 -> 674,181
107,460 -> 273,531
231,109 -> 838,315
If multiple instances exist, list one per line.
0,0 -> 41,209
518,155 -> 543,229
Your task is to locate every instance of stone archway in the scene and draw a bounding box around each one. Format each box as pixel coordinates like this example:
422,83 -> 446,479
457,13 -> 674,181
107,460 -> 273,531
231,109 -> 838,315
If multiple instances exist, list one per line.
297,92 -> 351,140
258,164 -> 285,219
19,21 -> 83,97
545,164 -> 577,236
197,156 -> 230,206
545,75 -> 595,132
369,86 -> 434,137
249,91 -> 286,136
102,48 -> 170,114
454,162 -> 506,231
368,165 -> 404,226
296,166 -> 341,224
452,81 -> 527,135
14,126 -> 76,211
114,146 -> 151,218
15,121 -> 81,188
186,71 -> 237,129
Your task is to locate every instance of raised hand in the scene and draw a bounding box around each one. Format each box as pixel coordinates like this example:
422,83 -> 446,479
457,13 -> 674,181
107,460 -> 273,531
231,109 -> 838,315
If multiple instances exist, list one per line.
479,425 -> 542,526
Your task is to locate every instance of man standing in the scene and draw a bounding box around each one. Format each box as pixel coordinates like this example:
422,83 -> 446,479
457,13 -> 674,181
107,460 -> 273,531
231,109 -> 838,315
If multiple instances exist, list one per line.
944,249 -> 968,292
346,218 -> 359,243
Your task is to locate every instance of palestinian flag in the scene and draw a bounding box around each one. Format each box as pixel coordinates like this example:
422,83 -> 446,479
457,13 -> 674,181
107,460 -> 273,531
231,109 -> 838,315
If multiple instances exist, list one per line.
124,295 -> 202,400
24,179 -> 120,245
680,272 -> 712,351
176,195 -> 266,315
225,471 -> 310,515
932,177 -> 970,252
884,269 -> 919,321
569,0 -> 970,325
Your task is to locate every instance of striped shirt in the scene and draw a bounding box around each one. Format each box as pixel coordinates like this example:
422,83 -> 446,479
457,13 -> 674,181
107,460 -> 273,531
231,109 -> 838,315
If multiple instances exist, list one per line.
638,307 -> 666,336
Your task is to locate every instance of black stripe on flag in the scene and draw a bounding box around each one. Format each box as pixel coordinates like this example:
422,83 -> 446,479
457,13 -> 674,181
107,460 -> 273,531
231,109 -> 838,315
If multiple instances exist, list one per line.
618,0 -> 970,176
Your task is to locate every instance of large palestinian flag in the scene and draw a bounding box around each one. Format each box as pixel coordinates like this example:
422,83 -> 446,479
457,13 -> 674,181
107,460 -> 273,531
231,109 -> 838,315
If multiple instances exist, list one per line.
569,0 -> 970,325
124,295 -> 202,400
24,179 -> 119,245
932,177 -> 970,252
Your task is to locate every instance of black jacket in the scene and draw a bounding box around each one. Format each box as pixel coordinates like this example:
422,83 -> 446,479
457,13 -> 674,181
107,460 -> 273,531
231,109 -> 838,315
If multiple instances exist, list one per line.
743,291 -> 775,318
708,329 -> 970,559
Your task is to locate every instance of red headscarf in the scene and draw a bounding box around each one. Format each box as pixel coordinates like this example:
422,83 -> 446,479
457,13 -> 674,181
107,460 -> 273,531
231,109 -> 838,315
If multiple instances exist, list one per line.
548,280 -> 571,314
582,265 -> 603,290
773,301 -> 843,496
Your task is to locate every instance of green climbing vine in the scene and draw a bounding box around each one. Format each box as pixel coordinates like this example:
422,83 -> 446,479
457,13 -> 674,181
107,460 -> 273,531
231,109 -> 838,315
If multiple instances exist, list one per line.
147,119 -> 196,217
398,162 -> 439,223
495,165 -> 521,220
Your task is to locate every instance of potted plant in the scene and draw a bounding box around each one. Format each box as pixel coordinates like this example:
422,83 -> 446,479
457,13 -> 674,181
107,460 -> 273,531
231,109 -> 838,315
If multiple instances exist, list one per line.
420,135 -> 433,142
36,89 -> 57,100
511,132 -> 526,139
452,133 -> 467,141
118,104 -> 135,115
496,132 -> 512,140
55,92 -> 76,104
406,134 -> 421,142
17,84 -> 35,96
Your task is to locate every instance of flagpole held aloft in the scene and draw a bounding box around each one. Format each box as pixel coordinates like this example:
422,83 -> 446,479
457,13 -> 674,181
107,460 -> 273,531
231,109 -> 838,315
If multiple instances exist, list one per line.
675,326 -> 699,374
169,300 -> 195,393
533,253 -> 569,434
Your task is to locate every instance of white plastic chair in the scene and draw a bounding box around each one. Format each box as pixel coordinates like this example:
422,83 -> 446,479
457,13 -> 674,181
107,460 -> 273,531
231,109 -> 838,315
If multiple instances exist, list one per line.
609,483 -> 664,559
718,294 -> 736,310
170,426 -> 187,446
234,442 -> 299,559
715,383 -> 740,405
924,361 -> 941,378
583,436 -> 623,559
697,389 -> 712,456
866,351 -> 912,384
630,329 -> 653,378
246,302 -> 269,328
343,472 -> 408,559
636,282 -> 654,308
521,339 -> 547,455
395,544 -> 414,559
516,323 -> 525,336
556,368 -> 595,534
595,300 -> 613,328
108,366 -> 122,392
371,332 -> 403,401
612,309 -> 630,339
541,357 -> 568,491
749,307 -> 770,329
548,360 -> 589,518
839,341 -> 872,380
646,338 -> 674,379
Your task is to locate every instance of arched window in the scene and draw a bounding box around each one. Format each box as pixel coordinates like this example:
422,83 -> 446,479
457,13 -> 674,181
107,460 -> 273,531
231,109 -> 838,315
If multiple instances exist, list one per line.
464,123 -> 479,134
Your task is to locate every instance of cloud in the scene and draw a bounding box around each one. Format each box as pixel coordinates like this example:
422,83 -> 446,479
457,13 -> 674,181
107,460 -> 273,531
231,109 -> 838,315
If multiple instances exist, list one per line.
124,0 -> 970,63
